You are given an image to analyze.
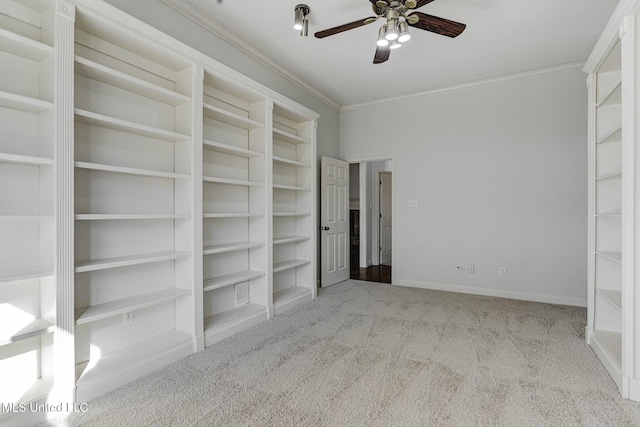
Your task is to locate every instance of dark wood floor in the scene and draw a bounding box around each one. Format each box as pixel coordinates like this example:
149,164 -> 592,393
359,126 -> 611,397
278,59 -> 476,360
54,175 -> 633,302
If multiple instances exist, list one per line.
350,264 -> 392,283
350,244 -> 391,283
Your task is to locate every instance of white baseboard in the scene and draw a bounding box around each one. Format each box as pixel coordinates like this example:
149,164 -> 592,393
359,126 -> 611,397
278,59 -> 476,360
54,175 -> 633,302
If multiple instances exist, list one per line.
394,279 -> 587,307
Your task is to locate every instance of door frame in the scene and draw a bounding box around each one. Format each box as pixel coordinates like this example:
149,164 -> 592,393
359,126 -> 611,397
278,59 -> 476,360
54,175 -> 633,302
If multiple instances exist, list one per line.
346,155 -> 397,285
378,171 -> 392,266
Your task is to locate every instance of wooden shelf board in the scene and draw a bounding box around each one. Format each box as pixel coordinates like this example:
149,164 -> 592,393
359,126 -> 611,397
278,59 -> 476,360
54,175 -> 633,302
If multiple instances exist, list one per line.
0,152 -> 52,166
273,235 -> 311,245
75,109 -> 190,142
75,56 -> 191,106
203,270 -> 264,292
0,90 -> 53,113
75,161 -> 190,180
273,128 -> 309,144
596,170 -> 622,181
273,212 -> 311,217
597,125 -> 622,145
273,156 -> 310,167
0,27 -> 53,61
75,250 -> 191,273
203,212 -> 264,218
0,319 -> 54,347
273,259 -> 311,273
203,241 -> 264,255
75,213 -> 190,220
203,139 -> 264,158
203,103 -> 264,130
597,82 -> 622,108
76,288 -> 191,325
596,251 -> 622,263
76,330 -> 192,384
273,184 -> 310,192
0,267 -> 52,284
204,303 -> 265,337
596,289 -> 622,312
273,286 -> 311,305
203,176 -> 264,187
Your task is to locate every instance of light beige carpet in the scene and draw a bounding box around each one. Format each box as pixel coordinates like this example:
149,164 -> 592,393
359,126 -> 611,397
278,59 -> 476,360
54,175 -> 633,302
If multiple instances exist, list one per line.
42,280 -> 640,426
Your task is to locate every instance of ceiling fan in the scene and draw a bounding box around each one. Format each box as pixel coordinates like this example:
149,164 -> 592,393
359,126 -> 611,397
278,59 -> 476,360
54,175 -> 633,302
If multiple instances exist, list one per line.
315,0 -> 466,64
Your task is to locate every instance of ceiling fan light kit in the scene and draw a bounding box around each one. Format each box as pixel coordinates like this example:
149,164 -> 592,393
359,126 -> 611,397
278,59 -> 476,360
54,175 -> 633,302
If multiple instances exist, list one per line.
294,4 -> 310,36
314,0 -> 466,64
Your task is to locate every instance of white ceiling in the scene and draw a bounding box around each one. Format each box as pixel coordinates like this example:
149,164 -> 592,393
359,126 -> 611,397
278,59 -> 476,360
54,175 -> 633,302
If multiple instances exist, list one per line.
166,0 -> 619,108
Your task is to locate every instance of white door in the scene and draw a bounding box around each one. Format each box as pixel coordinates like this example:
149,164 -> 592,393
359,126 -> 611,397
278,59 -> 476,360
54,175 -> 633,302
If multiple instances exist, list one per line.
379,172 -> 392,266
321,156 -> 349,287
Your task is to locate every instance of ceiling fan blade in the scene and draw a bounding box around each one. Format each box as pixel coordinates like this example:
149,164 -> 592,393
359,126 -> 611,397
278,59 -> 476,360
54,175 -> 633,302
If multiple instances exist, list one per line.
373,45 -> 390,64
315,16 -> 378,38
407,12 -> 466,38
413,0 -> 436,8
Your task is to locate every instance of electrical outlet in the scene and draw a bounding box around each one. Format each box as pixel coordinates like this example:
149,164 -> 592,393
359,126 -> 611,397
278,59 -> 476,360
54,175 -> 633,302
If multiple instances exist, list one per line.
468,264 -> 475,274
499,267 -> 506,276
123,311 -> 133,326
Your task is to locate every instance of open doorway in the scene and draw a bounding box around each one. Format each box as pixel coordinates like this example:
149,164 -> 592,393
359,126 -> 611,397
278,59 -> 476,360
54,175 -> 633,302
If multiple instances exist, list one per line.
349,161 -> 392,284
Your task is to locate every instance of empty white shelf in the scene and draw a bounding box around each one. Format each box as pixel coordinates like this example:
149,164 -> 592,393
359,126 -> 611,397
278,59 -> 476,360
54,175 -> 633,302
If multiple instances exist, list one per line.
0,27 -> 53,61
597,170 -> 622,181
0,152 -> 53,165
273,184 -> 310,191
596,289 -> 622,312
75,109 -> 190,142
273,128 -> 309,144
75,288 -> 191,325
204,270 -> 264,292
273,259 -> 310,273
76,330 -> 192,385
203,241 -> 264,255
204,303 -> 265,339
596,212 -> 622,218
596,251 -> 622,263
75,213 -> 190,221
597,125 -> 622,145
597,82 -> 622,108
75,161 -> 190,180
273,235 -> 311,245
0,267 -> 52,284
203,140 -> 264,158
203,212 -> 264,218
75,56 -> 191,106
273,156 -> 309,167
0,319 -> 54,347
75,251 -> 191,273
273,286 -> 311,305
0,90 -> 53,113
591,329 -> 622,371
273,212 -> 311,217
203,103 -> 264,130
203,176 -> 264,187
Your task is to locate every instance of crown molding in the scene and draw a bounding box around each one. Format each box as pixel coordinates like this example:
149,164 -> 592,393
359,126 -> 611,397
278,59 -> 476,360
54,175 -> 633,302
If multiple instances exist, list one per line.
583,0 -> 640,73
341,61 -> 585,113
160,0 -> 341,112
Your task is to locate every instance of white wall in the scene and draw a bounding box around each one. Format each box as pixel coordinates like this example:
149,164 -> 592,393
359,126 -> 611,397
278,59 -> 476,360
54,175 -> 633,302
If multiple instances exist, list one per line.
103,0 -> 340,159
341,70 -> 588,306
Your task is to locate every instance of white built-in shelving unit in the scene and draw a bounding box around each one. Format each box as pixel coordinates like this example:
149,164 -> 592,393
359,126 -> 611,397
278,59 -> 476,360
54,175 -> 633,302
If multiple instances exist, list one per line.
586,2 -> 640,401
201,73 -> 269,346
0,1 -> 56,421
71,8 -> 197,402
0,0 -> 318,423
271,105 -> 316,315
